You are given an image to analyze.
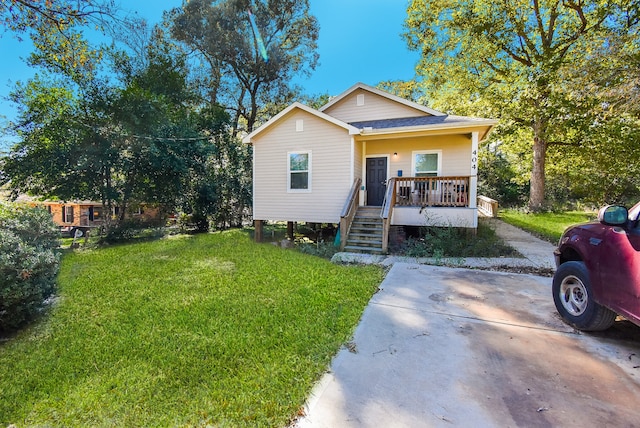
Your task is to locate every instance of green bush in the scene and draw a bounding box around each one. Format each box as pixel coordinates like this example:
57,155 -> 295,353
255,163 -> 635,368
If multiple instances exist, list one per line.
296,240 -> 339,259
400,220 -> 518,258
100,217 -> 166,244
0,202 -> 61,332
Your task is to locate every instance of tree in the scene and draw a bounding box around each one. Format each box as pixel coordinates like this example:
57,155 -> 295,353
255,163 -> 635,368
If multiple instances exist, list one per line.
377,80 -> 422,103
168,0 -> 319,133
405,0 -> 638,210
0,34 -> 219,228
2,0 -> 118,78
1,0 -> 115,33
0,202 -> 60,332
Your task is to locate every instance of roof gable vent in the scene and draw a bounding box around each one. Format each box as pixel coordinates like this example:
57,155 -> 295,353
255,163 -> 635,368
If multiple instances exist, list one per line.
356,94 -> 365,106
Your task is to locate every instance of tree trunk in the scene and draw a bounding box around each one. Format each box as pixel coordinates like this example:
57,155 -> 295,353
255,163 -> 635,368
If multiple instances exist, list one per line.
529,126 -> 547,211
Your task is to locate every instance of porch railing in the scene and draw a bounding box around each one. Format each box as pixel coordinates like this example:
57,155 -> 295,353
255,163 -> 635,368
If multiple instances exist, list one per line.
392,176 -> 470,207
477,195 -> 498,217
339,178 -> 362,250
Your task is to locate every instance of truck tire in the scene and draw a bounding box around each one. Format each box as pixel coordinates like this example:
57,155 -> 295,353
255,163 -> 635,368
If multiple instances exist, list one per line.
552,261 -> 617,331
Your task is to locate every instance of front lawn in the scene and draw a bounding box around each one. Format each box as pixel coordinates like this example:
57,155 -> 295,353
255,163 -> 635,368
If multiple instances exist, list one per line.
500,209 -> 597,243
0,230 -> 384,427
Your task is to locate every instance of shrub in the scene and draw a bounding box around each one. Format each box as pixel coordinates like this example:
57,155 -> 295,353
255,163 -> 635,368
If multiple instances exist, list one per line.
0,202 -> 61,332
296,240 -> 339,259
400,220 -> 518,258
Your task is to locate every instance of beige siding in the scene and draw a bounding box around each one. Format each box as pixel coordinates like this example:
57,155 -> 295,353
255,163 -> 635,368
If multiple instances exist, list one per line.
323,88 -> 426,123
365,134 -> 472,177
252,110 -> 352,223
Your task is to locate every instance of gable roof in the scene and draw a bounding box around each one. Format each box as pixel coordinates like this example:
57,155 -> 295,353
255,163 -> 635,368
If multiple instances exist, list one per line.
243,83 -> 498,144
319,82 -> 445,117
242,102 -> 360,144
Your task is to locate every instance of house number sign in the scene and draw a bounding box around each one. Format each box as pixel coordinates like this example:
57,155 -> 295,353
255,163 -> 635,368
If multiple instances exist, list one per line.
471,149 -> 478,174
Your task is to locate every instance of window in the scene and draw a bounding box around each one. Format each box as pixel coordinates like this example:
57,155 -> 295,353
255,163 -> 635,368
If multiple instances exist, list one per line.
89,206 -> 102,221
288,152 -> 311,192
62,205 -> 74,223
412,150 -> 441,192
414,152 -> 440,177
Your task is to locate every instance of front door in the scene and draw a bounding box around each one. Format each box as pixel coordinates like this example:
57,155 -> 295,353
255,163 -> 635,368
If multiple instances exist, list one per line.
366,157 -> 388,206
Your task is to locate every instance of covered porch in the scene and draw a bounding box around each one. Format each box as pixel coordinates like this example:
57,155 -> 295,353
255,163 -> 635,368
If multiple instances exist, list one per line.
340,175 -> 477,253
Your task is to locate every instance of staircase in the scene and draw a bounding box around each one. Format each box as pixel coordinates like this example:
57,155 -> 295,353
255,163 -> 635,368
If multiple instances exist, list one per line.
343,206 -> 385,255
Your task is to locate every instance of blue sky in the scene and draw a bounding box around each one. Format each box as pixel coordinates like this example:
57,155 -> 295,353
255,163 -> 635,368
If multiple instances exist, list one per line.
0,0 -> 419,145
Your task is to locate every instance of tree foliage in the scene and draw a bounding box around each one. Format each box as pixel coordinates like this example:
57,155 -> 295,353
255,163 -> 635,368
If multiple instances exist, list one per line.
2,16 -> 255,232
2,0 -> 119,78
168,0 -> 319,133
0,202 -> 60,332
1,30 -> 221,227
405,0 -> 640,210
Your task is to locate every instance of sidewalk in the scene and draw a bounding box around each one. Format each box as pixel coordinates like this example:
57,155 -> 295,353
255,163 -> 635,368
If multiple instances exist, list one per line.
331,219 -> 557,272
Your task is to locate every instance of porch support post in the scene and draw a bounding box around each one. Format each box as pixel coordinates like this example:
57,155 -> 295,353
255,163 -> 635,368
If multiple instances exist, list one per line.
470,132 -> 479,209
254,220 -> 263,242
287,221 -> 294,241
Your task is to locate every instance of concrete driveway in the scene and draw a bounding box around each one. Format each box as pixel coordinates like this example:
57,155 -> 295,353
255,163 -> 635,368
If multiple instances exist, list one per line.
294,263 -> 640,427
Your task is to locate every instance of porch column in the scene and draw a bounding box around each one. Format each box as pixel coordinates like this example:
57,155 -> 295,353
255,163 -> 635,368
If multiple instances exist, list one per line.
470,132 -> 479,209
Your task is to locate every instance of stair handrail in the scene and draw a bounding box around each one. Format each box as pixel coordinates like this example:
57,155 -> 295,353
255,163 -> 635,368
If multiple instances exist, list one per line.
379,177 -> 397,253
340,178 -> 362,250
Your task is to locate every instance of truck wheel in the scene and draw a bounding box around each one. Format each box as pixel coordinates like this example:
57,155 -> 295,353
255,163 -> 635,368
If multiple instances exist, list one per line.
552,261 -> 616,331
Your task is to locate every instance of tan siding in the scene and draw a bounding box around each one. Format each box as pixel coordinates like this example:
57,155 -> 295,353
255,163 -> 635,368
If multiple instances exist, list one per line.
253,110 -> 352,223
365,135 -> 471,177
324,89 -> 426,123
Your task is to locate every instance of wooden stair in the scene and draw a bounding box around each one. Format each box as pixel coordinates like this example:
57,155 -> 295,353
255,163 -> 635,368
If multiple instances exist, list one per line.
343,206 -> 385,255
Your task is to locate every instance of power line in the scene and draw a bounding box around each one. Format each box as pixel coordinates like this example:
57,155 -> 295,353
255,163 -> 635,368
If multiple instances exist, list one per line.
69,117 -> 219,143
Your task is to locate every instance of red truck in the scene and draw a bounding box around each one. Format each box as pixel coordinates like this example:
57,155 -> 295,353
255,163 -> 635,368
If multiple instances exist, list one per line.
553,202 -> 640,331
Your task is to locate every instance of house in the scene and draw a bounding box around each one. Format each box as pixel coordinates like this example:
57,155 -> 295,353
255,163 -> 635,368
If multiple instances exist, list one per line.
14,196 -> 162,237
242,83 -> 497,253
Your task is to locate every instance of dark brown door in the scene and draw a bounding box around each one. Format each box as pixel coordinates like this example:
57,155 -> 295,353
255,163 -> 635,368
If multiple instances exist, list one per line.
366,157 -> 387,206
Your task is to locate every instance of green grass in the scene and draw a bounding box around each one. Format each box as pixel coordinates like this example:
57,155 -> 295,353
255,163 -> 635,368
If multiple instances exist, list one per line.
0,230 -> 384,427
500,209 -> 597,243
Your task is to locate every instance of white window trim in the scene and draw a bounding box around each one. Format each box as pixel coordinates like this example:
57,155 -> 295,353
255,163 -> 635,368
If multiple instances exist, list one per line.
411,150 -> 442,176
287,151 -> 312,193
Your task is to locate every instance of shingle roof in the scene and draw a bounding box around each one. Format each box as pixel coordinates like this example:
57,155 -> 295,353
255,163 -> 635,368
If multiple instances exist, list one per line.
349,115 -> 486,130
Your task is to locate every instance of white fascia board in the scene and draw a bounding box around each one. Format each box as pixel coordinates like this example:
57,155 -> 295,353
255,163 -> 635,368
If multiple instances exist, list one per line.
242,102 -> 359,144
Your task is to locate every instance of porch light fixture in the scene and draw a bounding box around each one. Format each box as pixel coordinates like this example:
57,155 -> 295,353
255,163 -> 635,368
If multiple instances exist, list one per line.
393,152 -> 398,158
